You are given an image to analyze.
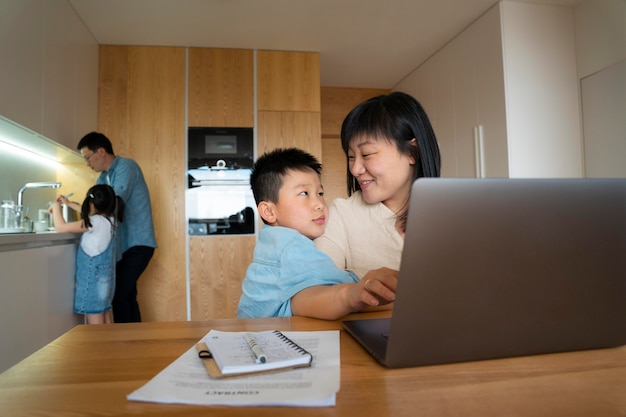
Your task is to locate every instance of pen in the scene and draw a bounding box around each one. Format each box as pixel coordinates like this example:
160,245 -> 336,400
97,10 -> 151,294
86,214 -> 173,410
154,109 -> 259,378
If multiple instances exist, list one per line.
244,333 -> 268,364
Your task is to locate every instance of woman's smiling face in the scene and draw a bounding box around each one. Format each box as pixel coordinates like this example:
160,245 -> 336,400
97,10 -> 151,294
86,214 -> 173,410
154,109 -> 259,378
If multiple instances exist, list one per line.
347,135 -> 416,214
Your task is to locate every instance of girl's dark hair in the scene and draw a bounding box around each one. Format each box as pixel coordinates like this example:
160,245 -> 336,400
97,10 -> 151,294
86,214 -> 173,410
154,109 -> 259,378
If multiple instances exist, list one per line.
340,91 -> 441,231
81,184 -> 125,229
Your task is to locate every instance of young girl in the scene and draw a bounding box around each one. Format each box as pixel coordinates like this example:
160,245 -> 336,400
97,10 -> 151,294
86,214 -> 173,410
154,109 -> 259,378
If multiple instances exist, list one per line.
50,185 -> 124,324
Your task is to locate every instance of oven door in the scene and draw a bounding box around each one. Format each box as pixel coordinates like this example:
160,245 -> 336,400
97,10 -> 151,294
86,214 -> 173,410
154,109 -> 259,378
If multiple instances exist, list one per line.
186,184 -> 256,235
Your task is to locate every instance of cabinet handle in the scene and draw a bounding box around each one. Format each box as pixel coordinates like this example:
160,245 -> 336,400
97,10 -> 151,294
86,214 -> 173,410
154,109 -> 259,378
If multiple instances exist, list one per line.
474,125 -> 485,178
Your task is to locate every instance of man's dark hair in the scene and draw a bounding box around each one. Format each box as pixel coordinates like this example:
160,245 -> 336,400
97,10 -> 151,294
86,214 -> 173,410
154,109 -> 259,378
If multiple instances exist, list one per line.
250,148 -> 322,205
77,131 -> 115,155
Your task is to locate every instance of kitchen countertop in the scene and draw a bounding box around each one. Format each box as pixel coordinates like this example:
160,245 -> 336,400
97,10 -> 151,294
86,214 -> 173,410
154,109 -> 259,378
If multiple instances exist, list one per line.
0,231 -> 81,252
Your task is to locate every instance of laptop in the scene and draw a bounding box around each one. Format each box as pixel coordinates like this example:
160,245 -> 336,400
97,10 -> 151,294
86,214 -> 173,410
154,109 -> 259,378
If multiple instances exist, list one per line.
342,178 -> 626,368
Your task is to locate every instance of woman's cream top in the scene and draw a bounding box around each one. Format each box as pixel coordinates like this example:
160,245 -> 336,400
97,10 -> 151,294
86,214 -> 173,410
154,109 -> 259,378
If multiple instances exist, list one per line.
315,191 -> 403,279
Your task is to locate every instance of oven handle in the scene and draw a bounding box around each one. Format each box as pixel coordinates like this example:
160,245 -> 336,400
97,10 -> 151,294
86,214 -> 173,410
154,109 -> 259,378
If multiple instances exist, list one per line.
191,180 -> 250,187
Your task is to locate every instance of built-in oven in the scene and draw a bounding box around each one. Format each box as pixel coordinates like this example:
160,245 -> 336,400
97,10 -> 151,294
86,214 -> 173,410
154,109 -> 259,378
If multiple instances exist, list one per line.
186,127 -> 255,235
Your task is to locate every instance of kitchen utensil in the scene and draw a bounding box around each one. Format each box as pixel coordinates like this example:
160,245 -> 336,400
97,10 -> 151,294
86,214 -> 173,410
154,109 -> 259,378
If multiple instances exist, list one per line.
33,220 -> 48,233
23,220 -> 33,233
1,200 -> 16,229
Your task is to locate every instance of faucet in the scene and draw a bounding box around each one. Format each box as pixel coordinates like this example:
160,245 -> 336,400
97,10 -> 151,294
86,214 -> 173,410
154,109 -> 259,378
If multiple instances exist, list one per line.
16,182 -> 61,227
17,182 -> 62,206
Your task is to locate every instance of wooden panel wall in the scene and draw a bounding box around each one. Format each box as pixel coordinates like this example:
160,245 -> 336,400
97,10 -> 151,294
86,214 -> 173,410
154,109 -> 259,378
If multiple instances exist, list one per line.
187,48 -> 254,127
98,45 -> 187,322
320,87 -> 389,203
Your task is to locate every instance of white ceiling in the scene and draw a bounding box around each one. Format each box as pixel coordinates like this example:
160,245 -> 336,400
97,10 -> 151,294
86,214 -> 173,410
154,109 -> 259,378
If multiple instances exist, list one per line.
68,0 -> 581,89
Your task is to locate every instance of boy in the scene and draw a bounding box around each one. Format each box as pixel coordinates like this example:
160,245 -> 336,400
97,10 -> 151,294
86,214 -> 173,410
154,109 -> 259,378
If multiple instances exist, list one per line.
237,148 -> 396,320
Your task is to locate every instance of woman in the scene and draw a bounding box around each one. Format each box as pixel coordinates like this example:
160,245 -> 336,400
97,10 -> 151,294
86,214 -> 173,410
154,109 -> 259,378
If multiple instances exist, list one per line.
315,92 -> 441,278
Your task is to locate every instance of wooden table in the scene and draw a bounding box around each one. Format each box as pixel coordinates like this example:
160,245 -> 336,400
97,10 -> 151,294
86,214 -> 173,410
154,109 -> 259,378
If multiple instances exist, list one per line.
1,311 -> 625,416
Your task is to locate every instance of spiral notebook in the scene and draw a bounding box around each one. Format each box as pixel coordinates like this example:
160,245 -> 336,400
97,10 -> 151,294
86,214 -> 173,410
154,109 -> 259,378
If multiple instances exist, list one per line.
196,329 -> 313,378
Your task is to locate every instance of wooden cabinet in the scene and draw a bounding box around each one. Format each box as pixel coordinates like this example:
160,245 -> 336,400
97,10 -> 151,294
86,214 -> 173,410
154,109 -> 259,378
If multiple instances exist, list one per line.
98,45 -> 188,322
395,2 -> 582,178
187,48 -> 255,320
188,48 -> 254,127
257,50 -> 320,112
189,236 -> 256,320
0,0 -> 98,150
99,46 -> 321,321
257,111 -> 322,158
98,45 -> 321,321
186,49 -> 322,320
256,50 -> 322,162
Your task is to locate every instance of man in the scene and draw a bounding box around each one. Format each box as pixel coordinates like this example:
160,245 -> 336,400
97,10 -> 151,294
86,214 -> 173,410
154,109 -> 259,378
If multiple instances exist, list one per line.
71,131 -> 157,322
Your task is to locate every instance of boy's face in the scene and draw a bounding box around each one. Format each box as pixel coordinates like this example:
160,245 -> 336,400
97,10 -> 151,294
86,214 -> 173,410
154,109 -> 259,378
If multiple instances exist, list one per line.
261,168 -> 328,240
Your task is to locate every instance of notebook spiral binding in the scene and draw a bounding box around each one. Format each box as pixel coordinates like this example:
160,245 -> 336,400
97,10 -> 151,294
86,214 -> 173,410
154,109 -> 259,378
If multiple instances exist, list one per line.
272,330 -> 312,356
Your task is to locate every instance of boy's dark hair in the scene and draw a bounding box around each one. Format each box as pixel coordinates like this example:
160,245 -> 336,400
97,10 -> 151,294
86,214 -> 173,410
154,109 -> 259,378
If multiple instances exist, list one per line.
81,184 -> 125,229
250,148 -> 323,205
77,131 -> 115,155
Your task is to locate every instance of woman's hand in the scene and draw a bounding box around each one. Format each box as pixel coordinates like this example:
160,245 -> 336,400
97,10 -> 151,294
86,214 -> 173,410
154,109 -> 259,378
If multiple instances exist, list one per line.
347,267 -> 398,310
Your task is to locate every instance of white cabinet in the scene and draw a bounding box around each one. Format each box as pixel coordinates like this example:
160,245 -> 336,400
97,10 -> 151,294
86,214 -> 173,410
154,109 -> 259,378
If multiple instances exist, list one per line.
575,0 -> 626,178
395,1 -> 582,179
0,0 -> 44,133
581,60 -> 626,178
0,241 -> 81,373
0,0 -> 98,150
396,5 -> 507,178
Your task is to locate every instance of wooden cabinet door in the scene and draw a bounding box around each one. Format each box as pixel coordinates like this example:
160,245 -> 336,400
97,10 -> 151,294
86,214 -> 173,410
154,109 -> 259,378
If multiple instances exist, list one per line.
257,50 -> 320,112
257,111 -> 322,160
188,48 -> 254,127
189,236 -> 256,320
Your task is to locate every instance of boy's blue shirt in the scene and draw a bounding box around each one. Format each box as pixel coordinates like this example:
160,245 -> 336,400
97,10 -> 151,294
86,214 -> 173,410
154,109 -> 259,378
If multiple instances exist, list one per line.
237,225 -> 359,318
